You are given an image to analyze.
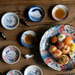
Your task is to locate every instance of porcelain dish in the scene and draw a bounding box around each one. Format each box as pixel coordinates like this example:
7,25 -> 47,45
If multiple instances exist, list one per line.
52,4 -> 69,21
6,70 -> 23,75
2,45 -> 21,64
1,12 -> 19,30
21,30 -> 38,48
40,25 -> 75,71
28,6 -> 45,22
24,65 -> 43,75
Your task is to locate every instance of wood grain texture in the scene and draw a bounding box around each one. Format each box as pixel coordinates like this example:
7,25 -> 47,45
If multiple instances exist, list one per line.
0,0 -> 75,75
0,0 -> 75,5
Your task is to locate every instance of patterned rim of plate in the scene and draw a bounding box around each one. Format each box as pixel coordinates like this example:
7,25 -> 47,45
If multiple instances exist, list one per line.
1,12 -> 19,30
6,70 -> 23,75
2,45 -> 21,64
40,25 -> 75,71
28,6 -> 45,22
24,65 -> 43,75
21,30 -> 38,48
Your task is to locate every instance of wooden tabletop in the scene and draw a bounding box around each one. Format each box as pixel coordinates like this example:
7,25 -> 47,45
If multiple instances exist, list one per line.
0,0 -> 75,75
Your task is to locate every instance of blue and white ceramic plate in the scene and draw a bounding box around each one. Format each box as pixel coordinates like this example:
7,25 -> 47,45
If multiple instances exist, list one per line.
2,45 -> 21,64
40,25 -> 75,71
24,65 -> 43,75
1,12 -> 19,30
6,70 -> 23,75
28,6 -> 45,22
21,30 -> 38,48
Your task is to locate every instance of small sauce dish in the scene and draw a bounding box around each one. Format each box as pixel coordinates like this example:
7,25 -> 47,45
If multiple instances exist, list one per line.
21,30 -> 38,48
52,4 -> 69,21
24,65 -> 43,75
6,70 -> 23,75
28,6 -> 45,22
2,45 -> 21,64
1,12 -> 19,30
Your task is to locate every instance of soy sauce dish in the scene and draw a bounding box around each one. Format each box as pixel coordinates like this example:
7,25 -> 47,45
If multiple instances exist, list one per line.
6,70 -> 23,75
1,12 -> 19,30
21,30 -> 38,48
24,65 -> 43,75
28,6 -> 45,22
52,4 -> 69,21
2,45 -> 21,64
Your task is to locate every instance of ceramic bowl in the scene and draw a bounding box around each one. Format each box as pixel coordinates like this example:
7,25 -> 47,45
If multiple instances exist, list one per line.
1,12 -> 19,30
28,6 -> 45,22
40,25 -> 75,71
52,4 -> 69,21
24,65 -> 43,75
6,70 -> 23,75
2,45 -> 21,64
21,30 -> 38,48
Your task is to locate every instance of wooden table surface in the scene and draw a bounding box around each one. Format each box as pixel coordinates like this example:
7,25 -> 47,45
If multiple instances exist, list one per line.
0,0 -> 75,75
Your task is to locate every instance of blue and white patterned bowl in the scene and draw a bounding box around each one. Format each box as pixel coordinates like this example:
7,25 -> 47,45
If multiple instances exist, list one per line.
1,12 -> 19,30
21,30 -> 38,48
6,70 -> 23,75
2,45 -> 21,64
24,65 -> 43,75
28,6 -> 45,22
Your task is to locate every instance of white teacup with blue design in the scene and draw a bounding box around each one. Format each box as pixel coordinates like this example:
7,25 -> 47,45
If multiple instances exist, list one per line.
28,6 -> 45,22
1,12 -> 19,30
24,65 -> 43,75
21,30 -> 38,48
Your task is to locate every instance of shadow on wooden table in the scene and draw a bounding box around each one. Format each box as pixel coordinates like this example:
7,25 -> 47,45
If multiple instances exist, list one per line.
21,65 -> 29,74
17,30 -> 25,46
3,69 -> 11,75
30,22 -> 59,70
0,13 -> 6,27
48,4 -> 57,20
23,6 -> 32,21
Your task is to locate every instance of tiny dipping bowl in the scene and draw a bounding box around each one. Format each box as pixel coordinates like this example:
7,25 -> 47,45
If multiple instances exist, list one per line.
21,30 -> 38,48
1,12 -> 19,30
24,65 -> 43,75
52,4 -> 69,21
28,6 -> 45,22
6,70 -> 23,75
2,45 -> 21,64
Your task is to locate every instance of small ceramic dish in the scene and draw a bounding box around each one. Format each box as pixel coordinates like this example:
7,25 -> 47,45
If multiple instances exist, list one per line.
2,45 -> 21,64
52,4 -> 69,21
28,6 -> 45,22
24,65 -> 43,75
1,12 -> 19,30
21,30 -> 38,48
6,70 -> 23,75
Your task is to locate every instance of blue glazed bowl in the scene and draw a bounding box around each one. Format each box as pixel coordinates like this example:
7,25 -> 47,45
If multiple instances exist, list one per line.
28,6 -> 45,22
21,30 -> 38,48
1,12 -> 19,30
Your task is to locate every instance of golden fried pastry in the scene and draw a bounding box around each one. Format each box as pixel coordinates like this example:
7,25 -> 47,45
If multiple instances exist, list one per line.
58,55 -> 69,64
